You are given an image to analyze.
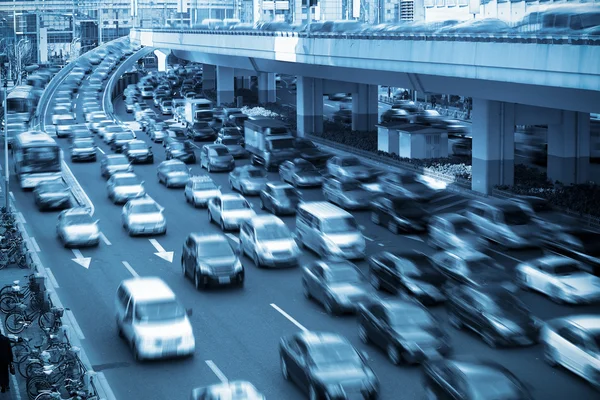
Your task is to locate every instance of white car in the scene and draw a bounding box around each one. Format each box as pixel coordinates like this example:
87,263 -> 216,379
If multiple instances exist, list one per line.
542,315 -> 600,390
207,193 -> 255,231
121,197 -> 166,236
515,255 -> 600,304
184,176 -> 221,208
56,208 -> 100,247
107,173 -> 146,204
238,215 -> 300,268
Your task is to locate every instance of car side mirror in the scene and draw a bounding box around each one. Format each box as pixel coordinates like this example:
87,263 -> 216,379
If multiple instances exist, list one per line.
186,308 -> 193,316
141,181 -> 145,185
94,220 -> 100,225
218,185 -> 222,190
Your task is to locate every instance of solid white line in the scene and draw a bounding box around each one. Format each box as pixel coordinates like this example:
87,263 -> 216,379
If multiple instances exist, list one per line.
378,243 -> 385,247
487,249 -> 524,263
45,268 -> 60,289
225,233 -> 239,243
205,360 -> 228,383
270,303 -> 308,332
429,193 -> 457,204
9,191 -> 15,202
431,199 -> 468,213
122,261 -> 140,277
65,310 -> 86,340
100,232 -> 112,245
30,237 -> 41,252
364,236 -> 374,242
324,104 -> 335,108
97,147 -> 105,154
16,212 -> 26,224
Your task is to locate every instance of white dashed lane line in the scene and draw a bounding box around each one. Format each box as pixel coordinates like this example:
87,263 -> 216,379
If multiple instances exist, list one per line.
205,360 -> 228,383
270,303 -> 308,332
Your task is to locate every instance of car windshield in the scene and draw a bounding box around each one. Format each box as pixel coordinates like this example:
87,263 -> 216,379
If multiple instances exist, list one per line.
63,214 -> 94,225
223,199 -> 250,210
490,292 -> 528,314
162,101 -> 172,106
389,308 -> 434,328
165,164 -> 188,173
114,177 -> 140,186
135,300 -> 185,323
340,157 -> 360,167
130,203 -> 160,213
247,169 -> 267,178
222,138 -> 241,145
40,183 -> 65,192
107,157 -> 128,166
310,343 -> 361,368
193,181 -> 216,190
326,266 -> 361,284
340,181 -> 361,191
274,187 -> 298,198
502,208 -> 531,226
296,162 -> 317,172
222,128 -> 240,135
321,216 -> 358,234
453,219 -> 474,233
210,147 -> 229,156
392,200 -> 423,216
464,257 -> 499,272
270,138 -> 294,150
467,370 -> 522,400
73,140 -> 94,148
550,262 -> 581,275
197,240 -> 234,258
193,122 -> 209,129
256,223 -> 290,241
169,129 -> 185,137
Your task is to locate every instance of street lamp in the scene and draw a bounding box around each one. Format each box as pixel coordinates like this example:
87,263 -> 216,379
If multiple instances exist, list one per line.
0,51 -> 9,210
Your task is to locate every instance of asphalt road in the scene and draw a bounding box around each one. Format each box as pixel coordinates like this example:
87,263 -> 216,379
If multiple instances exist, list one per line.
4,68 -> 599,400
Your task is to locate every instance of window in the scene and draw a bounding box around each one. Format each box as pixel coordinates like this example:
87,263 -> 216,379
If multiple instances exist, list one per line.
558,327 -> 584,347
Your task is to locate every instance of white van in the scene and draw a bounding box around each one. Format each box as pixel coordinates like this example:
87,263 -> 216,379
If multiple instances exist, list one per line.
296,201 -> 365,260
115,277 -> 195,361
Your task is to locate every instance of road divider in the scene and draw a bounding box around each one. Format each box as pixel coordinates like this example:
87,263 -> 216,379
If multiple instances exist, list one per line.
71,248 -> 92,269
270,303 -> 308,332
205,360 -> 228,383
149,239 -> 174,262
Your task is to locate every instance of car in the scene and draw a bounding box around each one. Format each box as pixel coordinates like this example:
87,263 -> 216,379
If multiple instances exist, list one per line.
217,126 -> 243,141
326,155 -> 372,181
380,108 -> 411,124
427,213 -> 486,251
302,260 -> 371,314
279,331 -> 379,400
375,172 -> 437,201
184,175 -> 221,208
279,158 -> 323,187
238,215 -> 300,268
293,138 -> 332,167
200,144 -> 235,172
53,114 -> 77,138
70,138 -> 97,162
414,109 -> 444,125
323,178 -> 374,210
187,121 -> 216,141
69,124 -> 93,142
358,299 -> 451,365
229,166 -> 268,195
163,127 -> 187,147
111,131 -> 136,152
259,182 -> 301,215
34,180 -> 71,210
140,85 -> 154,98
214,136 -> 247,158
85,111 -> 107,124
368,251 -> 447,305
148,122 -> 168,143
190,381 -> 265,400
123,140 -> 154,164
332,108 -> 352,124
431,249 -> 518,293
100,125 -> 127,144
181,233 -> 244,289
423,357 -> 533,400
100,154 -> 133,179
156,160 -> 190,188
207,193 -> 255,231
513,195 -> 579,240
121,197 -> 166,236
159,99 -> 174,115
447,285 -> 541,348
165,141 -> 196,164
541,228 -> 600,276
369,195 -> 430,234
515,255 -> 600,304
542,315 -> 600,390
90,119 -> 114,134
56,207 -> 100,247
107,173 -> 146,204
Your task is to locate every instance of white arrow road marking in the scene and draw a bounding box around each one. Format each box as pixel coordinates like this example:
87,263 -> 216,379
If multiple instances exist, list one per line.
71,249 -> 91,269
205,360 -> 228,383
270,303 -> 308,332
149,239 -> 174,263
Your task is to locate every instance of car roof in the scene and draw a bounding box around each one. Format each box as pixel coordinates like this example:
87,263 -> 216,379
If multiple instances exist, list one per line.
205,144 -> 227,150
536,255 -> 578,267
63,207 -> 92,216
298,202 -> 351,219
112,172 -> 137,179
126,196 -> 158,207
451,359 -> 509,381
266,182 -> 293,190
220,193 -> 245,201
127,140 -> 145,146
250,215 -> 284,228
160,159 -> 186,166
190,175 -> 215,183
446,249 -> 489,261
120,277 -> 175,302
436,213 -> 469,223
564,315 -> 600,332
190,232 -> 228,245
299,331 -> 348,347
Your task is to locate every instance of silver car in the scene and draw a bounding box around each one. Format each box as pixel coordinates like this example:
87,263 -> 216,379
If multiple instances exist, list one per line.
160,100 -> 173,115
428,213 -> 486,251
326,155 -> 372,182
184,176 -> 221,207
238,215 -> 300,268
215,137 -> 247,158
56,208 -> 100,247
121,197 -> 167,236
229,166 -> 268,195
53,114 -> 77,138
157,160 -> 190,188
70,138 -> 97,162
323,178 -> 373,210
99,125 -> 124,143
208,193 -> 256,231
107,173 -> 146,204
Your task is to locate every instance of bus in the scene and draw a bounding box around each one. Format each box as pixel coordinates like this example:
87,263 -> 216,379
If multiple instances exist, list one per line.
12,131 -> 62,189
5,85 -> 40,124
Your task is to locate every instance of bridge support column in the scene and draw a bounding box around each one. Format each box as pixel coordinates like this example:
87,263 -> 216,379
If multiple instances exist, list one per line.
202,64 -> 216,90
472,99 -> 515,194
352,84 -> 378,132
258,72 -> 276,104
297,77 -> 323,137
547,111 -> 590,184
216,66 -> 234,105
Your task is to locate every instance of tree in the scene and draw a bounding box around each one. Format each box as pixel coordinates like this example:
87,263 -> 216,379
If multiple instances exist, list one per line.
4,39 -> 33,85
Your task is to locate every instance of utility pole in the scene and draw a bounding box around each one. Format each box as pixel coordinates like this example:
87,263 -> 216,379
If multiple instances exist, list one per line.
0,51 -> 9,210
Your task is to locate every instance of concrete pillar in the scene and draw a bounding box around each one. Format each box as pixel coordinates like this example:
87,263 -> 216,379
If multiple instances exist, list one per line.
352,84 -> 378,132
154,50 -> 169,73
202,64 -> 216,90
547,111 -> 590,184
472,99 -> 516,194
296,77 -> 324,137
258,72 -> 276,104
216,66 -> 235,105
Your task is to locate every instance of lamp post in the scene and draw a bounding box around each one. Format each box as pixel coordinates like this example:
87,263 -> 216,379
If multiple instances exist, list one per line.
0,51 -> 9,210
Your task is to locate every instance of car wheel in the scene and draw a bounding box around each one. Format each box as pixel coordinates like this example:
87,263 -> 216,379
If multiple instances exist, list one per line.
194,271 -> 203,290
309,385 -> 318,400
370,273 -> 381,290
208,211 -> 213,223
324,297 -> 335,315
448,311 -> 462,329
387,344 -> 401,365
116,319 -> 123,338
302,281 -> 311,299
185,194 -> 189,203
165,179 -> 171,188
220,218 -> 226,231
207,164 -> 212,173
259,199 -> 265,210
544,344 -> 558,367
252,251 -> 261,268
181,258 -> 186,277
280,356 -> 289,380
388,220 -> 399,235
549,285 -> 565,304
229,180 -> 234,190
370,212 -> 380,225
133,343 -> 144,362
358,324 -> 369,344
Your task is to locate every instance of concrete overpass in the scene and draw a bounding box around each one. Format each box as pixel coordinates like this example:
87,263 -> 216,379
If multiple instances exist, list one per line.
130,28 -> 600,193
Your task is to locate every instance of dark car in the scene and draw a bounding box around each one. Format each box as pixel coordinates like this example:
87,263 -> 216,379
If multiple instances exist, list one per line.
186,121 -> 216,141
110,131 -> 136,153
542,229 -> 600,276
332,108 -> 352,124
391,100 -> 419,113
279,331 -> 379,400
302,260 -> 372,315
452,137 -> 472,158
370,195 -> 430,234
368,251 -> 446,305
380,108 -> 411,124
259,182 -> 301,215
323,178 -> 374,210
358,299 -> 451,365
376,172 -> 437,201
34,180 -> 71,210
123,140 -> 154,164
279,158 -> 323,188
70,138 -> 97,162
166,141 -> 197,164
447,286 -> 541,348
414,110 -> 445,125
293,138 -> 332,167
163,127 -> 187,148
423,358 -> 533,400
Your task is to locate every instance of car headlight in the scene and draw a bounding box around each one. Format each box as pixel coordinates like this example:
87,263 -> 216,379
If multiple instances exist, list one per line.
233,260 -> 243,272
198,263 -> 211,274
140,337 -> 155,349
404,281 -> 423,294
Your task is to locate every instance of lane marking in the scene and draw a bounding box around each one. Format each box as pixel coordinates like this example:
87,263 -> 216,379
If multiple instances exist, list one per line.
45,268 -> 60,289
30,237 -> 41,252
9,191 -> 15,202
270,303 -> 308,332
430,198 -> 468,213
16,212 -> 26,224
122,261 -> 140,277
364,236 -> 374,242
225,233 -> 239,243
324,104 -> 335,108
429,193 -> 457,204
405,235 -> 424,242
488,248 -> 524,263
97,147 -> 105,154
205,360 -> 228,383
100,232 -> 112,246
65,310 -> 86,340
378,243 -> 385,247
96,372 -> 118,400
